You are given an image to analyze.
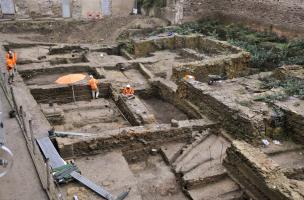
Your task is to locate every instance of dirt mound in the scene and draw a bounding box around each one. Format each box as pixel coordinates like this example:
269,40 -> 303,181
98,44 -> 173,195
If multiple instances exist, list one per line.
0,16 -> 168,45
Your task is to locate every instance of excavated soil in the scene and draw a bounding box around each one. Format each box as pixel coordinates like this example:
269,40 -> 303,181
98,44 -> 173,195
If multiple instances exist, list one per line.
0,17 -> 168,45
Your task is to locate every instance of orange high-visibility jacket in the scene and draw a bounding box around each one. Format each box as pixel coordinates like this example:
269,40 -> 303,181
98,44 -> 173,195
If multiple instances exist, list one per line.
88,78 -> 98,90
123,87 -> 134,95
6,52 -> 16,65
6,53 -> 12,61
13,52 -> 17,65
6,59 -> 14,70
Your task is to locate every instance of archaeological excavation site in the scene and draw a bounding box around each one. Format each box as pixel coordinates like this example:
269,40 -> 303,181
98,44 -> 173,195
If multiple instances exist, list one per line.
0,1 -> 303,200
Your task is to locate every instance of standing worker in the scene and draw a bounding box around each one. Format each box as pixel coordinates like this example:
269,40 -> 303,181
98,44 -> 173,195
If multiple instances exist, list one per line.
122,84 -> 135,98
6,50 -> 17,69
6,50 -> 15,84
88,75 -> 99,99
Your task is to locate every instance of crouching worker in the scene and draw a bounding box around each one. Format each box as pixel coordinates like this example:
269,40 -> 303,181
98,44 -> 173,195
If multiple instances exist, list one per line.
122,84 -> 135,99
6,52 -> 15,84
184,75 -> 195,81
88,75 -> 99,99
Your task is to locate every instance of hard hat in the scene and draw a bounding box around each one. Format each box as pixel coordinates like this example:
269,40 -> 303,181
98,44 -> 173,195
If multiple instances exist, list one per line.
185,75 -> 194,80
126,84 -> 131,88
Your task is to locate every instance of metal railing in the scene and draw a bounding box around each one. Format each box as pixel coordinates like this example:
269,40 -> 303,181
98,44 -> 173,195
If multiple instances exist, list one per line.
0,45 -> 64,199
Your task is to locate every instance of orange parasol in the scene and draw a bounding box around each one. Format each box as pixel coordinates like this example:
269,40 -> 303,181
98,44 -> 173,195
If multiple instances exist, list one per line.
55,74 -> 86,85
55,74 -> 87,103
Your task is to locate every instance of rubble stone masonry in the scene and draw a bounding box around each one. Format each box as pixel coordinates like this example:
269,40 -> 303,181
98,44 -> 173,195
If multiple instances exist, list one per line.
224,140 -> 304,200
168,0 -> 304,36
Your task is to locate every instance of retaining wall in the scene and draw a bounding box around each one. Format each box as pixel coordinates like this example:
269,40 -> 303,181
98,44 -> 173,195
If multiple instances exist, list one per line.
177,80 -> 266,140
165,0 -> 304,37
224,140 -> 304,200
56,119 -> 215,159
30,80 -> 111,104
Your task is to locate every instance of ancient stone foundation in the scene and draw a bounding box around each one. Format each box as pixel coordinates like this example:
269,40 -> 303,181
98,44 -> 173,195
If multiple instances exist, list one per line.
224,140 -> 304,200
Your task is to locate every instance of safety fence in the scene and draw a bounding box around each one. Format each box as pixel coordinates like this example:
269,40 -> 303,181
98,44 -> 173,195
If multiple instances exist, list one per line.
0,45 -> 64,200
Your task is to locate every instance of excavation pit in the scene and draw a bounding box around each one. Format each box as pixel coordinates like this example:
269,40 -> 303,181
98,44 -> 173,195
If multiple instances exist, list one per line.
86,52 -> 129,66
20,66 -> 102,86
12,45 -> 89,66
2,20 -> 303,200
142,50 -> 197,79
131,34 -> 250,82
128,154 -> 187,200
140,97 -> 189,124
29,80 -> 111,104
103,65 -> 148,87
63,151 -> 142,200
61,151 -> 187,200
41,99 -> 130,134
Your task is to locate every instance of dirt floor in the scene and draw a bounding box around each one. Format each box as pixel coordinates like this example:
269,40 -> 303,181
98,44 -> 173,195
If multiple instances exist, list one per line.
142,50 -> 196,79
63,152 -> 187,200
140,97 -> 189,124
24,72 -> 89,86
52,99 -> 130,133
105,68 -> 148,85
128,155 -> 187,200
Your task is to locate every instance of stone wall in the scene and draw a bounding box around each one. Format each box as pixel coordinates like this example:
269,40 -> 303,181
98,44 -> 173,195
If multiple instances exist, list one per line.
115,95 -> 156,126
275,99 -> 304,144
133,35 -> 250,82
172,50 -> 250,83
1,0 -> 134,19
56,119 -> 214,159
151,78 -> 208,119
177,80 -> 267,140
13,0 -> 61,18
30,80 -> 111,104
224,140 -> 304,200
164,0 -> 304,36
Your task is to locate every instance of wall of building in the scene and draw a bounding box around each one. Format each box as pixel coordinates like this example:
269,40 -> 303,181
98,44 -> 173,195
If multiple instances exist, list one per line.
0,0 -> 134,19
112,0 -> 134,16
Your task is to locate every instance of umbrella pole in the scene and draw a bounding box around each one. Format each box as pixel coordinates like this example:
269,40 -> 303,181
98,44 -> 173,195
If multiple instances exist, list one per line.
71,85 -> 76,103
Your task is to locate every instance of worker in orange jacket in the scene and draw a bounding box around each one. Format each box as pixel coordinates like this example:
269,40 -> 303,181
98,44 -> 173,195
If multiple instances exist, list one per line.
122,84 -> 135,97
6,50 -> 15,84
184,74 -> 195,81
6,50 -> 17,67
88,75 -> 99,99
